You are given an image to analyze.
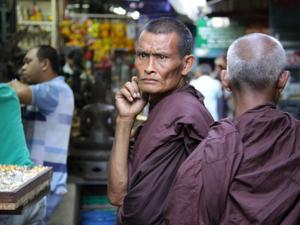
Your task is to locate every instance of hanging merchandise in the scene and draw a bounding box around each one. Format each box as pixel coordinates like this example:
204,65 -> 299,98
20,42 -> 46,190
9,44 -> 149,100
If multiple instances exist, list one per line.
60,17 -> 137,64
60,15 -> 137,106
16,0 -> 59,49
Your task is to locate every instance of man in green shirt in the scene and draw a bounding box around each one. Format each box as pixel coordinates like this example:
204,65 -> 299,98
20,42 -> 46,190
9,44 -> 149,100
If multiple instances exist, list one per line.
0,83 -> 46,225
0,83 -> 32,165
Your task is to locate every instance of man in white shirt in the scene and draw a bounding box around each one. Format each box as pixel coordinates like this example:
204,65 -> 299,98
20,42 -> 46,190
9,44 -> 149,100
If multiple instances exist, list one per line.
190,63 -> 222,120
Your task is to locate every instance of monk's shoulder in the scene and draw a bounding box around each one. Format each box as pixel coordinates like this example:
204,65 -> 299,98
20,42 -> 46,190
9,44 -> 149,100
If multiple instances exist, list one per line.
187,119 -> 241,163
208,119 -> 238,140
163,90 -> 208,116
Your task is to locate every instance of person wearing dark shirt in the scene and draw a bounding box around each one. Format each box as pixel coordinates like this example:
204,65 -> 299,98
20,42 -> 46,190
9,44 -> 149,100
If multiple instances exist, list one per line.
165,33 -> 300,225
107,17 -> 213,225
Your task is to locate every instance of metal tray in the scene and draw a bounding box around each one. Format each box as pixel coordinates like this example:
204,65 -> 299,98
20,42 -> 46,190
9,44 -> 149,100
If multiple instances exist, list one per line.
0,166 -> 52,212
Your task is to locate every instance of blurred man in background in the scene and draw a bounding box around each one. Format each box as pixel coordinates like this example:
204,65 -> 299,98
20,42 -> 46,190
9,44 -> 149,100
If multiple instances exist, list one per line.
190,63 -> 222,120
214,54 -> 232,118
10,45 -> 74,224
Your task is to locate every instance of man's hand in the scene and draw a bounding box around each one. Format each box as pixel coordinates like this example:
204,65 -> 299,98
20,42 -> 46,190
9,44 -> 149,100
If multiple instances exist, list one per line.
9,79 -> 24,90
109,76 -> 147,206
115,76 -> 148,119
8,79 -> 32,104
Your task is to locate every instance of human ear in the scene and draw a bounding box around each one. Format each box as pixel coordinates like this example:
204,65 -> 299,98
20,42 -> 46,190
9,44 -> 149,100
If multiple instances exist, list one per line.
221,69 -> 231,91
181,55 -> 195,76
41,59 -> 49,72
277,70 -> 289,91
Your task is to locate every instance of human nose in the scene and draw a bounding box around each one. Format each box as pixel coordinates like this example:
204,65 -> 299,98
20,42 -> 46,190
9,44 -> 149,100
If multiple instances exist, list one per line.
144,55 -> 155,75
21,63 -> 26,70
20,64 -> 27,75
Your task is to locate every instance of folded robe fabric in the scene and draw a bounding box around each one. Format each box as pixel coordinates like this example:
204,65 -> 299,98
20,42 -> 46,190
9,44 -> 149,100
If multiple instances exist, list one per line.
165,103 -> 300,225
118,85 -> 213,225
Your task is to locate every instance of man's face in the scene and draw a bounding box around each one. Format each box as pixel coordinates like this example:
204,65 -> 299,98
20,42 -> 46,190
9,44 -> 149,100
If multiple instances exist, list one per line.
135,31 -> 186,97
214,57 -> 226,80
21,48 -> 42,84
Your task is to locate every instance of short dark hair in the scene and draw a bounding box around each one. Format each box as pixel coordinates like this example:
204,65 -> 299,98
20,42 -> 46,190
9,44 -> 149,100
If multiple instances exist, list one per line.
141,17 -> 193,58
36,45 -> 60,74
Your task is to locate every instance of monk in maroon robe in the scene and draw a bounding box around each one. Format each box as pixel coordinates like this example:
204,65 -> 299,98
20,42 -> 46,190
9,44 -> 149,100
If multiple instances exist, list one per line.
107,17 -> 213,225
165,33 -> 300,225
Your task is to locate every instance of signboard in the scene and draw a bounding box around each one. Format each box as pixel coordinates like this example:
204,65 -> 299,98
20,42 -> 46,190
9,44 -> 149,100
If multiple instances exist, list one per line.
195,18 -> 244,57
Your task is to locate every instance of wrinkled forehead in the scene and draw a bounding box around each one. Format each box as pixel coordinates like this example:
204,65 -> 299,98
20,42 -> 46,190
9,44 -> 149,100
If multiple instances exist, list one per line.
137,31 -> 180,53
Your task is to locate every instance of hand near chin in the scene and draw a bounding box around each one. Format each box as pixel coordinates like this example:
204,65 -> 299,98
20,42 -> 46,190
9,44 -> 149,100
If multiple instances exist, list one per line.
115,76 -> 148,120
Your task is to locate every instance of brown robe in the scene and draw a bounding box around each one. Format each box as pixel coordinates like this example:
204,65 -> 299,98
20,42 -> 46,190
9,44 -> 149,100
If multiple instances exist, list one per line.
165,103 -> 300,225
118,85 -> 213,225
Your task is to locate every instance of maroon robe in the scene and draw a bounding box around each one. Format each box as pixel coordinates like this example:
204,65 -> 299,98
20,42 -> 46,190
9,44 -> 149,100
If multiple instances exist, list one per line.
165,103 -> 300,225
118,85 -> 213,225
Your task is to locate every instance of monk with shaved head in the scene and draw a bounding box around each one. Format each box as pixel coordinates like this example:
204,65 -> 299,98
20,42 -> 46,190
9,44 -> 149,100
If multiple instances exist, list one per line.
165,33 -> 300,225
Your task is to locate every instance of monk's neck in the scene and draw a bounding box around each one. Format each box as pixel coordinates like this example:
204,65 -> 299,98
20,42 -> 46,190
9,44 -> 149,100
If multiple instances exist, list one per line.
149,79 -> 187,106
233,90 -> 276,118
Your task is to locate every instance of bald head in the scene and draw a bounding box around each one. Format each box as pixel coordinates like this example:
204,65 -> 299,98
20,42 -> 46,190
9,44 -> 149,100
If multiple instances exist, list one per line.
227,33 -> 286,91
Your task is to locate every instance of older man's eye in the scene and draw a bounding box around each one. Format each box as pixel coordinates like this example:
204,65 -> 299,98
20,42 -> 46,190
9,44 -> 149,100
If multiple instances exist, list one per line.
156,54 -> 168,60
137,52 -> 148,59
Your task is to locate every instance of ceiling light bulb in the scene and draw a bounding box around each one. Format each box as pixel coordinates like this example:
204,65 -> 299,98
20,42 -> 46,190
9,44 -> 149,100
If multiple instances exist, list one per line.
131,11 -> 140,20
196,0 -> 206,7
113,7 -> 127,15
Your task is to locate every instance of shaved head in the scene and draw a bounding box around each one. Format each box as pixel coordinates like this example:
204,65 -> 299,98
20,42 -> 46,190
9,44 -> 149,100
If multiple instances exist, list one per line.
227,33 -> 286,91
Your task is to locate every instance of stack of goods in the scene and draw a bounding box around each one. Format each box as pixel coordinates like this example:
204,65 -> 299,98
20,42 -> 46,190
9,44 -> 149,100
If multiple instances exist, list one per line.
60,19 -> 136,63
80,195 -> 117,225
0,165 -> 52,213
17,3 -> 52,49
